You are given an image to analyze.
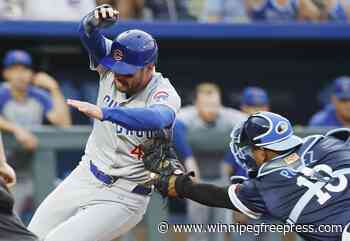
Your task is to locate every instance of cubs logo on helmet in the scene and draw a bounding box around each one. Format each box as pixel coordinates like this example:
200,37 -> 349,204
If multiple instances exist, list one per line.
99,29 -> 158,75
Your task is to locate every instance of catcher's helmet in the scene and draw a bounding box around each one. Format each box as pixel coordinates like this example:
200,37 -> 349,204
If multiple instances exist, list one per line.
99,29 -> 158,75
230,112 -> 303,176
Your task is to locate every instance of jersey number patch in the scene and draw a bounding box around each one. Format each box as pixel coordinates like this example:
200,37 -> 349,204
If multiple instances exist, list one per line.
288,164 -> 349,223
130,145 -> 144,160
297,164 -> 348,205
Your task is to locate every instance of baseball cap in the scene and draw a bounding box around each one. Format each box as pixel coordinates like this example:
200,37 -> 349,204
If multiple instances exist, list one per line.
333,76 -> 350,99
3,50 -> 32,68
241,86 -> 269,106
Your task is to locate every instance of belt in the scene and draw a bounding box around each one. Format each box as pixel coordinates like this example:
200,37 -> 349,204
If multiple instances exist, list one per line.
90,161 -> 152,196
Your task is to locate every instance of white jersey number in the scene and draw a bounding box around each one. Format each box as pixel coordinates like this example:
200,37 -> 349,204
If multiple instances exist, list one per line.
296,164 -> 348,205
288,164 -> 349,224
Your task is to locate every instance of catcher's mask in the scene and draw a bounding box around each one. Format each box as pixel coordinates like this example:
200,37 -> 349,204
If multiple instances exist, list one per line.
230,112 -> 303,177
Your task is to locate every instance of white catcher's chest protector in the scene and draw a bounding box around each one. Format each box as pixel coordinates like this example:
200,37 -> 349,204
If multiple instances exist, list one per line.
82,71 -> 181,182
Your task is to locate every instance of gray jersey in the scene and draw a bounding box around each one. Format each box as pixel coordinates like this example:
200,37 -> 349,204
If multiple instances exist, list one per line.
0,84 -> 53,128
82,71 -> 181,182
178,106 -> 247,179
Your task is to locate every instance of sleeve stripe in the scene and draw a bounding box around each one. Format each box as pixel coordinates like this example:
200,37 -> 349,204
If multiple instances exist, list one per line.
228,184 -> 262,219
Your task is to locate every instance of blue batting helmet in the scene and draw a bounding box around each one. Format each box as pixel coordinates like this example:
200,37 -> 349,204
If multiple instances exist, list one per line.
99,29 -> 158,75
230,111 -> 303,175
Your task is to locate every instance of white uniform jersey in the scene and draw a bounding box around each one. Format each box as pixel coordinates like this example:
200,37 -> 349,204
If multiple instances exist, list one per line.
82,71 -> 181,182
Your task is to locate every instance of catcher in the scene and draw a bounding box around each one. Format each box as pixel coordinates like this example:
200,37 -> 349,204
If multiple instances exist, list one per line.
144,111 -> 350,241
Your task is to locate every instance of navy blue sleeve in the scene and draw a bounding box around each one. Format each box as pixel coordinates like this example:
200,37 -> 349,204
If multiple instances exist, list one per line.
228,181 -> 266,219
78,22 -> 111,66
101,104 -> 175,130
224,150 -> 247,177
173,120 -> 193,160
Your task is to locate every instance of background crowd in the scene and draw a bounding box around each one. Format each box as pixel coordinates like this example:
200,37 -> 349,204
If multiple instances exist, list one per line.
0,0 -> 350,22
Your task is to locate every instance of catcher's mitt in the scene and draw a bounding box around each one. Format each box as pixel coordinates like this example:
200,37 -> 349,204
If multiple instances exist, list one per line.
142,129 -> 185,176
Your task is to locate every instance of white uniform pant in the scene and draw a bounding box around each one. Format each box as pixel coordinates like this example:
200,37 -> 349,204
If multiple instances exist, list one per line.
28,161 -> 150,241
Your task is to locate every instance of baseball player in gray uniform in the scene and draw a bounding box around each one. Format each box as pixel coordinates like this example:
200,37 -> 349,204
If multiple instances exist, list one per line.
173,83 -> 247,241
28,5 -> 181,241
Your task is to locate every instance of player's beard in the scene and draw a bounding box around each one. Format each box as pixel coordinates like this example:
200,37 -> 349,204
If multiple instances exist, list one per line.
115,77 -> 129,92
114,70 -> 149,95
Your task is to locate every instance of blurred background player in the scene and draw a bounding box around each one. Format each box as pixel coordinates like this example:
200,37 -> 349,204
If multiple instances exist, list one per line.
0,0 -> 195,21
245,0 -> 322,21
173,82 -> 247,241
309,76 -> 350,127
0,50 -> 71,223
200,0 -> 248,22
311,0 -> 350,21
240,86 -> 270,114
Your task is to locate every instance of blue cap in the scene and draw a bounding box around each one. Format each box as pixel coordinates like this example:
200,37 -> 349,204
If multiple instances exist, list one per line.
99,29 -> 158,75
3,50 -> 32,68
241,87 -> 269,106
333,76 -> 350,99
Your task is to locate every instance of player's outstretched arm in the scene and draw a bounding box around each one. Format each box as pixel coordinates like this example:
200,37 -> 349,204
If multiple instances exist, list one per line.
155,172 -> 264,219
160,173 -> 237,210
67,99 -> 175,130
79,4 -> 118,71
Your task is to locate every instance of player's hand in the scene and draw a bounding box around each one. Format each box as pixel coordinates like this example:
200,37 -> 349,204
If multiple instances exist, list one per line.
82,4 -> 119,35
32,72 -> 59,91
67,99 -> 103,120
0,162 -> 16,188
94,4 -> 119,21
13,127 -> 38,151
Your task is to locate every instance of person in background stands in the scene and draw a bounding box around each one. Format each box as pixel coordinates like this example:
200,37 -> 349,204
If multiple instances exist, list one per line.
309,76 -> 350,127
0,50 -> 71,223
201,0 -> 248,22
173,82 -> 247,241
